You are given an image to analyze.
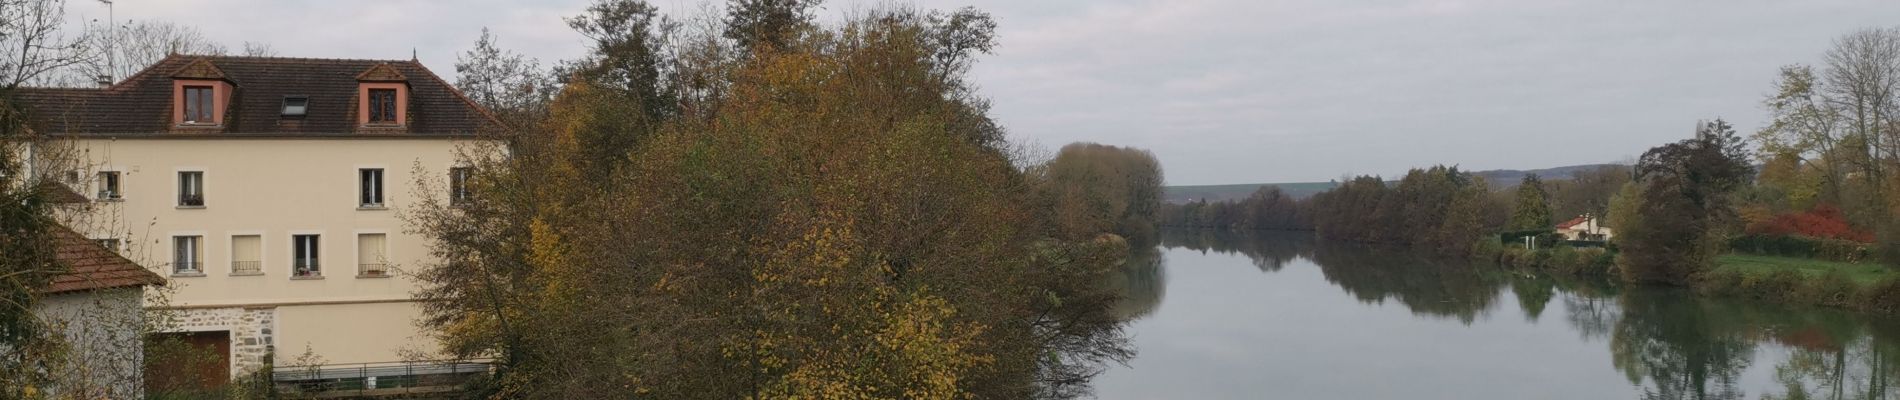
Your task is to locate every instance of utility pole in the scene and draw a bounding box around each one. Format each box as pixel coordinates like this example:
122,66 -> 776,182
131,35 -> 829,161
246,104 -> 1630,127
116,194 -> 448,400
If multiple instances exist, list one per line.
98,0 -> 115,84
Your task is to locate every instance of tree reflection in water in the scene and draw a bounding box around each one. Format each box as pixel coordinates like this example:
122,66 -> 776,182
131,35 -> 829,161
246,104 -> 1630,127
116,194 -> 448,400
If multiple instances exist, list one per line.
1149,229 -> 1900,400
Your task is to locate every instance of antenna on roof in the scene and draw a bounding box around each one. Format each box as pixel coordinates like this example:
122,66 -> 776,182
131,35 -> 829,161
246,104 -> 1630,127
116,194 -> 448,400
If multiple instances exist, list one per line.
98,0 -> 115,84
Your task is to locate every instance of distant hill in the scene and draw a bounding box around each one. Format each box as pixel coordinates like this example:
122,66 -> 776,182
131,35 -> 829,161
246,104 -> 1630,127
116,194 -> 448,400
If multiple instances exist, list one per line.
1164,163 -> 1625,204
1470,164 -> 1625,188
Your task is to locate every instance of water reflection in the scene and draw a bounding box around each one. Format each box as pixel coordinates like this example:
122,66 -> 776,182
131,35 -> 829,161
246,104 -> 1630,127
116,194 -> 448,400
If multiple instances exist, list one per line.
1110,246 -> 1166,321
1114,229 -> 1900,400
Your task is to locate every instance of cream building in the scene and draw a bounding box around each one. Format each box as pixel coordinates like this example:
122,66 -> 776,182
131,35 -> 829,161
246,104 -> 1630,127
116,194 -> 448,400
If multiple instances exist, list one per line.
17,55 -> 501,388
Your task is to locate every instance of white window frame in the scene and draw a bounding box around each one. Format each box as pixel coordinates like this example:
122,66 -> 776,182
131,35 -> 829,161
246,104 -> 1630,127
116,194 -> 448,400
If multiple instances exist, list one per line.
176,167 -> 207,207
290,230 -> 323,278
358,166 -> 387,208
170,232 -> 206,275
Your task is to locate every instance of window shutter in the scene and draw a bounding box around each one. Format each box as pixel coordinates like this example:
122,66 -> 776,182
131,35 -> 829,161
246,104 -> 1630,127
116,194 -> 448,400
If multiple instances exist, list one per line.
233,235 -> 260,262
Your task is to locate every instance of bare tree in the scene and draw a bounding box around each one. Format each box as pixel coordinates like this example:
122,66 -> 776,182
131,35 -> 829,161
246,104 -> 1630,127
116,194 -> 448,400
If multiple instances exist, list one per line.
0,0 -> 91,88
76,20 -> 225,85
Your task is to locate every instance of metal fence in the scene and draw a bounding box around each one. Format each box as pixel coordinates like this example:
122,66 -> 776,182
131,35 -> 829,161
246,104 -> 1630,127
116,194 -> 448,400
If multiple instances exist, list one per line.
273,361 -> 492,397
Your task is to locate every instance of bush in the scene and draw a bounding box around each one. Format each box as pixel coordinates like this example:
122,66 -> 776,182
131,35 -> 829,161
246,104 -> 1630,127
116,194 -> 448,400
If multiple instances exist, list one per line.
1859,277 -> 1900,314
1798,270 -> 1858,309
1729,234 -> 1871,263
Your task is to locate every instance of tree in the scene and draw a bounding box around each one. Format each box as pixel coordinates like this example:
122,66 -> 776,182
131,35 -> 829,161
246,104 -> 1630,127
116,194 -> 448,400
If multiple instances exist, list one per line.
409,5 -> 1129,399
1752,27 -> 1900,263
722,0 -> 817,52
0,0 -> 90,87
557,0 -> 676,179
1510,174 -> 1553,231
77,20 -> 223,85
455,28 -> 557,131
1617,120 -> 1754,285
1034,143 -> 1165,245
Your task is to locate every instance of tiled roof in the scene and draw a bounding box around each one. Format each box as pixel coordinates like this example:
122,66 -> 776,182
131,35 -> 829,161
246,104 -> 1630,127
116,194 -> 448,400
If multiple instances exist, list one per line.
13,55 -> 502,135
1555,216 -> 1590,230
43,224 -> 164,294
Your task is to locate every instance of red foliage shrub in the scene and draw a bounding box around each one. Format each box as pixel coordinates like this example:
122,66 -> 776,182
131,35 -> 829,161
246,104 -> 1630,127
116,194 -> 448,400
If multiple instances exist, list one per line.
1745,204 -> 1874,243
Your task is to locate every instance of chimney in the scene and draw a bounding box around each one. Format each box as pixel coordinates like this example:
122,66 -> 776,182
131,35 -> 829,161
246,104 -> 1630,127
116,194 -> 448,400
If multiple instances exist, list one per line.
95,74 -> 113,87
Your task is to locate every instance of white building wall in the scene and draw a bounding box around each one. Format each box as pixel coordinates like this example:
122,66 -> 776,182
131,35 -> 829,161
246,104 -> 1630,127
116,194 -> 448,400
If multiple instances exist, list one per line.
61,136 -> 486,369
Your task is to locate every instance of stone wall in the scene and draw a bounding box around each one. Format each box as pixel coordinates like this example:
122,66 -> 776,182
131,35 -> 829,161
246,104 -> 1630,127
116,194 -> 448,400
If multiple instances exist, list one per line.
168,306 -> 276,376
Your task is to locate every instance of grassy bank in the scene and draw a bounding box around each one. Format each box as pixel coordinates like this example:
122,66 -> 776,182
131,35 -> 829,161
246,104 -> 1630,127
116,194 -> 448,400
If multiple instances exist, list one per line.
1699,254 -> 1900,314
1712,254 -> 1896,286
1481,242 -> 1900,315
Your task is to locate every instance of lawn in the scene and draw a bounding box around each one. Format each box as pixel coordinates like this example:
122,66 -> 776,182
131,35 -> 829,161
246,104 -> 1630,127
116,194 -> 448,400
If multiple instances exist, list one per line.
1715,254 -> 1898,286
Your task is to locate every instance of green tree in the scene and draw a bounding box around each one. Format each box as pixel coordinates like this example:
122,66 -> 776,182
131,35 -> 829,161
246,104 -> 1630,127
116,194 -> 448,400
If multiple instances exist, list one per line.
1617,120 -> 1754,285
1510,174 -> 1553,231
723,0 -> 818,52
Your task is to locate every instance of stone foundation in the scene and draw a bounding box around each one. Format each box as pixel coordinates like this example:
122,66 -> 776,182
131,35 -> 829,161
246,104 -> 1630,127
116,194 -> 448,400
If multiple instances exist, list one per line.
168,306 -> 276,376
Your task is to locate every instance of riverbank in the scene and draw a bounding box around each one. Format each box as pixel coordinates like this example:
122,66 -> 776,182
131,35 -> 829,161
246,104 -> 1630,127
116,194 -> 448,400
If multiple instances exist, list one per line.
1488,242 -> 1900,315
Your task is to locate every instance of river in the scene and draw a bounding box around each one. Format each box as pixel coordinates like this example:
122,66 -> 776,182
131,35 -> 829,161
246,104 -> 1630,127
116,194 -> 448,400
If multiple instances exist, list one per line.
1094,229 -> 1900,400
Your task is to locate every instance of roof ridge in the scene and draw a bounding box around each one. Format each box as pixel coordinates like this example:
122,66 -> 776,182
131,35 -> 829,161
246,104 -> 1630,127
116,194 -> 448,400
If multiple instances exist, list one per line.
400,59 -> 510,133
198,54 -> 416,64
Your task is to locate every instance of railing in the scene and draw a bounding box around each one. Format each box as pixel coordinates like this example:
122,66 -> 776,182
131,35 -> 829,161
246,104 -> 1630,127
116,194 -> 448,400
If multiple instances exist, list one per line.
173,262 -> 201,274
294,260 -> 321,277
97,190 -> 120,200
273,360 -> 494,397
231,260 -> 262,274
179,193 -> 204,206
359,263 -> 389,277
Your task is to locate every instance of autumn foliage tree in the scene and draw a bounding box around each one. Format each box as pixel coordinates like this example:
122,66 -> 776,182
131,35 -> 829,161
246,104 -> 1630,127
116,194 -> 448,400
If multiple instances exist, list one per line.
1033,143 -> 1165,245
413,3 -> 1135,399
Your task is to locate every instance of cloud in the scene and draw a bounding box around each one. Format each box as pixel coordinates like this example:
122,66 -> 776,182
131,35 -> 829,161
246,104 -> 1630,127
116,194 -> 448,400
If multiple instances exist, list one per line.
75,0 -> 1900,184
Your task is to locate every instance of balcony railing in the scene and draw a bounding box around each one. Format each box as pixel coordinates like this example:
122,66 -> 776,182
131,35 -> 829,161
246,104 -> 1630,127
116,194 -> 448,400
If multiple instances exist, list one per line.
97,190 -> 120,200
231,260 -> 262,275
173,261 -> 202,274
293,260 -> 321,277
359,263 -> 389,277
179,193 -> 204,206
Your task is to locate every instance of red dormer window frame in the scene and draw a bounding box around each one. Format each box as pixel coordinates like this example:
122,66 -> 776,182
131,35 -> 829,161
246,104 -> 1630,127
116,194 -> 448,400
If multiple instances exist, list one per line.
172,79 -> 231,126
357,83 -> 408,127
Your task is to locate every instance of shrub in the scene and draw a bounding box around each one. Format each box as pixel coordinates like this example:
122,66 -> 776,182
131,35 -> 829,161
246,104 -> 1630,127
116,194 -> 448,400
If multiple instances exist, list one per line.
1797,270 -> 1858,309
1729,234 -> 1871,263
1746,203 -> 1874,242
1859,277 -> 1900,314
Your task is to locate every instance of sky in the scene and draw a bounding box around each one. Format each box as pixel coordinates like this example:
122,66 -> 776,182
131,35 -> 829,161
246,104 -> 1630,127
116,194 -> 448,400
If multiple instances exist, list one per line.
76,0 -> 1900,185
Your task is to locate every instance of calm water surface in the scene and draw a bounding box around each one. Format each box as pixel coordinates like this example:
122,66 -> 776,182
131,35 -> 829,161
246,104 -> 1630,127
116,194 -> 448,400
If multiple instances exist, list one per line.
1096,230 -> 1900,400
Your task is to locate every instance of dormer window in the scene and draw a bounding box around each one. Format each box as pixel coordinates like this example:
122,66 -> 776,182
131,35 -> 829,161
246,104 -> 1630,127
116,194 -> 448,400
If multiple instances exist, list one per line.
183,86 -> 215,123
368,89 -> 397,123
355,63 -> 409,129
282,96 -> 309,117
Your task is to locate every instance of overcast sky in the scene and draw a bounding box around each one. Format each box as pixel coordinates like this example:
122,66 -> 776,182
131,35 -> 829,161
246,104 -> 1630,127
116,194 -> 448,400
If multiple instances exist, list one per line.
82,0 -> 1900,185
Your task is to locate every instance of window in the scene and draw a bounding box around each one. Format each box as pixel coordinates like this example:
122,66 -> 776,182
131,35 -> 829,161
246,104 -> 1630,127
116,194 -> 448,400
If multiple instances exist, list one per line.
450,167 -> 472,205
173,236 -> 202,274
183,85 -> 215,123
231,235 -> 261,275
292,234 -> 320,277
368,89 -> 398,123
358,233 -> 388,277
281,96 -> 308,117
97,171 -> 121,200
360,168 -> 384,207
178,171 -> 204,207
95,238 -> 120,253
